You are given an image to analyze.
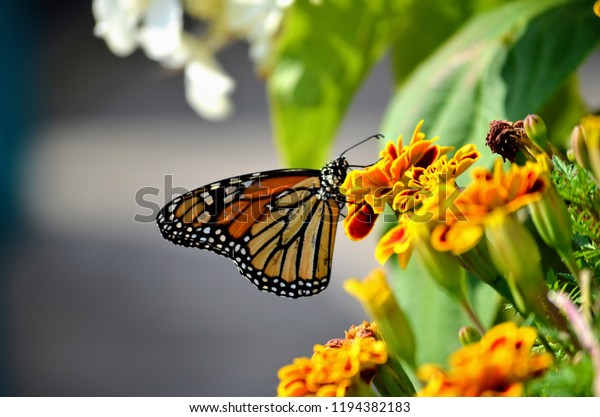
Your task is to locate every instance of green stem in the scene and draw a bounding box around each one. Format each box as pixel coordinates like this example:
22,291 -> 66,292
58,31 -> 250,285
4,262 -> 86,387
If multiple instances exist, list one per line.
580,270 -> 593,325
536,332 -> 559,361
460,299 -> 486,335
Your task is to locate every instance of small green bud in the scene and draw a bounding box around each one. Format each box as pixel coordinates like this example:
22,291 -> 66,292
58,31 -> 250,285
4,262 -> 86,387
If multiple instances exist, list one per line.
524,114 -> 548,148
570,125 -> 591,170
459,326 -> 482,346
530,186 -> 578,276
485,213 -> 545,315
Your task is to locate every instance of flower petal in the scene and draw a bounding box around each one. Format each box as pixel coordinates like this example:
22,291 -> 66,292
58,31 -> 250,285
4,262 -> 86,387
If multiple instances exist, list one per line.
139,0 -> 183,61
185,57 -> 235,120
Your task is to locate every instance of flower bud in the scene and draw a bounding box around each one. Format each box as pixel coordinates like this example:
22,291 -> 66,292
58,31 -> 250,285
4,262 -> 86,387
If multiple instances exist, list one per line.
485,214 -> 571,332
570,117 -> 600,188
529,185 -> 578,276
524,114 -> 548,148
484,213 -> 545,315
344,269 -> 416,367
570,125 -> 591,170
459,326 -> 482,346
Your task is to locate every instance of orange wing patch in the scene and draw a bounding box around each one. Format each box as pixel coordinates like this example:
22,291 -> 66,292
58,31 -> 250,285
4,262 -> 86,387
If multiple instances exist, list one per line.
243,176 -> 312,198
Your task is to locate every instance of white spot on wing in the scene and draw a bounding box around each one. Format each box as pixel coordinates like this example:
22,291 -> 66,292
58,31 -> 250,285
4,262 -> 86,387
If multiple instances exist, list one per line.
223,194 -> 235,205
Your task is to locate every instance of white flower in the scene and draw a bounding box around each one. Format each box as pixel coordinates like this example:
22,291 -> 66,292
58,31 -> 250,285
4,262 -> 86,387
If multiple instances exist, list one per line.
224,0 -> 293,67
93,0 -> 294,120
92,0 -> 149,56
185,53 -> 235,121
138,0 -> 183,61
162,32 -> 236,120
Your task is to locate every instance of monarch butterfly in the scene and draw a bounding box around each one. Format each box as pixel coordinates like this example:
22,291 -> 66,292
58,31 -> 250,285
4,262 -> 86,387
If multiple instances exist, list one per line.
156,135 -> 381,298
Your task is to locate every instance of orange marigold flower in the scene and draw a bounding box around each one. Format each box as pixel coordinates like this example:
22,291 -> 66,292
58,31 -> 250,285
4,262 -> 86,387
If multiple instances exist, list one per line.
277,326 -> 387,397
341,120 -> 454,241
430,158 -> 550,255
392,144 -> 480,213
418,322 -> 552,397
375,214 -> 418,268
345,321 -> 380,341
374,180 -> 468,268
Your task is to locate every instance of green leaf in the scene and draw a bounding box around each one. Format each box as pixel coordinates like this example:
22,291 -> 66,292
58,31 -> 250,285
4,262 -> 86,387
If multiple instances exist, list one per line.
502,1 -> 600,121
537,75 -> 588,149
268,0 -> 407,167
388,259 -> 465,365
390,0 -> 512,84
382,0 -> 600,169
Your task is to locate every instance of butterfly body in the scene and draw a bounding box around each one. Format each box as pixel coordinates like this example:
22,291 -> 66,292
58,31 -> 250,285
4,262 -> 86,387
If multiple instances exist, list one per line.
156,156 -> 349,298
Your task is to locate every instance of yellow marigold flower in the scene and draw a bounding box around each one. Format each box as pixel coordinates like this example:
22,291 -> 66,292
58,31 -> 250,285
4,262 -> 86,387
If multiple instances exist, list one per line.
393,144 -> 480,213
345,321 -> 380,341
418,322 -> 552,397
341,121 -> 452,241
430,159 -> 549,255
277,327 -> 387,397
595,0 -> 600,18
376,181 -> 469,266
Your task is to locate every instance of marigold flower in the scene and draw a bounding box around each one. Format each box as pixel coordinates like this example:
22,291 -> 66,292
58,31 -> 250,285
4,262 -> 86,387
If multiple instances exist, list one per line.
341,121 -> 454,240
376,181 -> 471,264
374,184 -> 471,307
374,215 -> 417,267
392,144 -> 480,213
430,159 -> 549,255
418,322 -> 552,397
277,325 -> 387,397
485,120 -> 525,162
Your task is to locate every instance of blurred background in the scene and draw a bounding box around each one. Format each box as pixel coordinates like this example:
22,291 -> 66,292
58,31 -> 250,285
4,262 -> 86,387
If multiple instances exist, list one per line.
0,0 -> 598,396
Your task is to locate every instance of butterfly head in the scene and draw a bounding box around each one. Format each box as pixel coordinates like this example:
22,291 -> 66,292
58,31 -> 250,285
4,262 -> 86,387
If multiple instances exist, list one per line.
318,156 -> 349,201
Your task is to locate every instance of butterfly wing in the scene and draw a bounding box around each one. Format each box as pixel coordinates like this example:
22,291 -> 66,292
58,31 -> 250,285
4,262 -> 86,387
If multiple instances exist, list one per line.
156,168 -> 342,298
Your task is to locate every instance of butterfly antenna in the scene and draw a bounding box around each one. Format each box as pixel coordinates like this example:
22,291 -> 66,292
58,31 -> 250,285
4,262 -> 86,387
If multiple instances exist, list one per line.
348,156 -> 383,169
340,133 -> 384,157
